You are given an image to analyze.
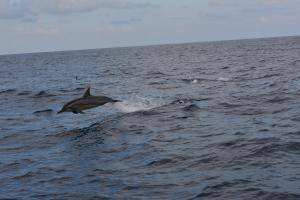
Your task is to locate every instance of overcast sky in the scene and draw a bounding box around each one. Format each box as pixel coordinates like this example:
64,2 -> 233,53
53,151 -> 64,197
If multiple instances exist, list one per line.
0,0 -> 299,55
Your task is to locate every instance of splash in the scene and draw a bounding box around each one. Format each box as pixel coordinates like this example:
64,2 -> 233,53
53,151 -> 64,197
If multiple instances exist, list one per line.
113,96 -> 164,113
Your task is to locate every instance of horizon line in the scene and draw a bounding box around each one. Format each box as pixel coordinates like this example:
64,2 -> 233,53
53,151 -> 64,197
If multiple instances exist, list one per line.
1,34 -> 299,57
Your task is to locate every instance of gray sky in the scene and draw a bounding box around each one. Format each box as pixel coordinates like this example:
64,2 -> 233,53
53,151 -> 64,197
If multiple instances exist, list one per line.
0,0 -> 299,55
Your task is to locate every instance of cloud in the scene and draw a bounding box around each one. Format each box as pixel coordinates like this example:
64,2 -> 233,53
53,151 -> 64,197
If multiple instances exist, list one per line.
0,0 -> 28,19
260,0 -> 300,8
261,0 -> 289,5
38,0 -> 100,14
100,0 -> 156,10
0,0 -> 96,20
0,0 -> 155,20
258,16 -> 270,23
97,24 -> 133,33
110,17 -> 141,26
208,0 -> 225,7
96,17 -> 141,33
15,25 -> 61,37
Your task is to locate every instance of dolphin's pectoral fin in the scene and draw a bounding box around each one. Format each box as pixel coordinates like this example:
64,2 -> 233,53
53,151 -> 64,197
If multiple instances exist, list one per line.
112,99 -> 121,103
72,109 -> 84,114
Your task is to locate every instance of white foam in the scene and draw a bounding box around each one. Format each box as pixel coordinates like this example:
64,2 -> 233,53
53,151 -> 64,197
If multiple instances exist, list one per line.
113,96 -> 164,113
217,77 -> 230,81
191,79 -> 198,83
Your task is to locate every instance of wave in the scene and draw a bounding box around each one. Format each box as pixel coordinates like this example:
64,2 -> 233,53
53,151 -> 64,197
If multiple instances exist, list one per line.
33,91 -> 55,98
33,109 -> 54,115
0,89 -> 16,94
181,77 -> 232,83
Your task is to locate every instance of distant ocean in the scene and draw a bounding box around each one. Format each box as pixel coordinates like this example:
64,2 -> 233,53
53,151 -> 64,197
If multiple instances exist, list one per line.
0,36 -> 300,199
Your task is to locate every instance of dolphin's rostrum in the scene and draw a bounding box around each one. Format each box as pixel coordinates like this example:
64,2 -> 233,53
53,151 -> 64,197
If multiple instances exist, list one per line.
58,87 -> 120,114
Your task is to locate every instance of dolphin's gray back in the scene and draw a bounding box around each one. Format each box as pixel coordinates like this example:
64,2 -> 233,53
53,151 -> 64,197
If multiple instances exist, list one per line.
63,96 -> 114,110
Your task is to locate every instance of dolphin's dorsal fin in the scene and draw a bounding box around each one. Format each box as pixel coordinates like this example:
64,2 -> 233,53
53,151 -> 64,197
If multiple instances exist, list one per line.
83,87 -> 91,97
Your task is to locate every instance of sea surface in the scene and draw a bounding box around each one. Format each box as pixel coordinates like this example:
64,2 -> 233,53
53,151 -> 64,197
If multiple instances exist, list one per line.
0,36 -> 300,200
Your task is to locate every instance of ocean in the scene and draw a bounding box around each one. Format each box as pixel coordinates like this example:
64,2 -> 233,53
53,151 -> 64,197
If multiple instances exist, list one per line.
0,36 -> 300,199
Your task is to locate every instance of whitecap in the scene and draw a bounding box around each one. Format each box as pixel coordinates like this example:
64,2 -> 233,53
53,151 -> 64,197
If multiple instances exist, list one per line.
217,77 -> 230,81
191,79 -> 198,84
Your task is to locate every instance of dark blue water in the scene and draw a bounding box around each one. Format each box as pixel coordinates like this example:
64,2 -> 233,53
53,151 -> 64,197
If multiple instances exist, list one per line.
1,36 -> 300,199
